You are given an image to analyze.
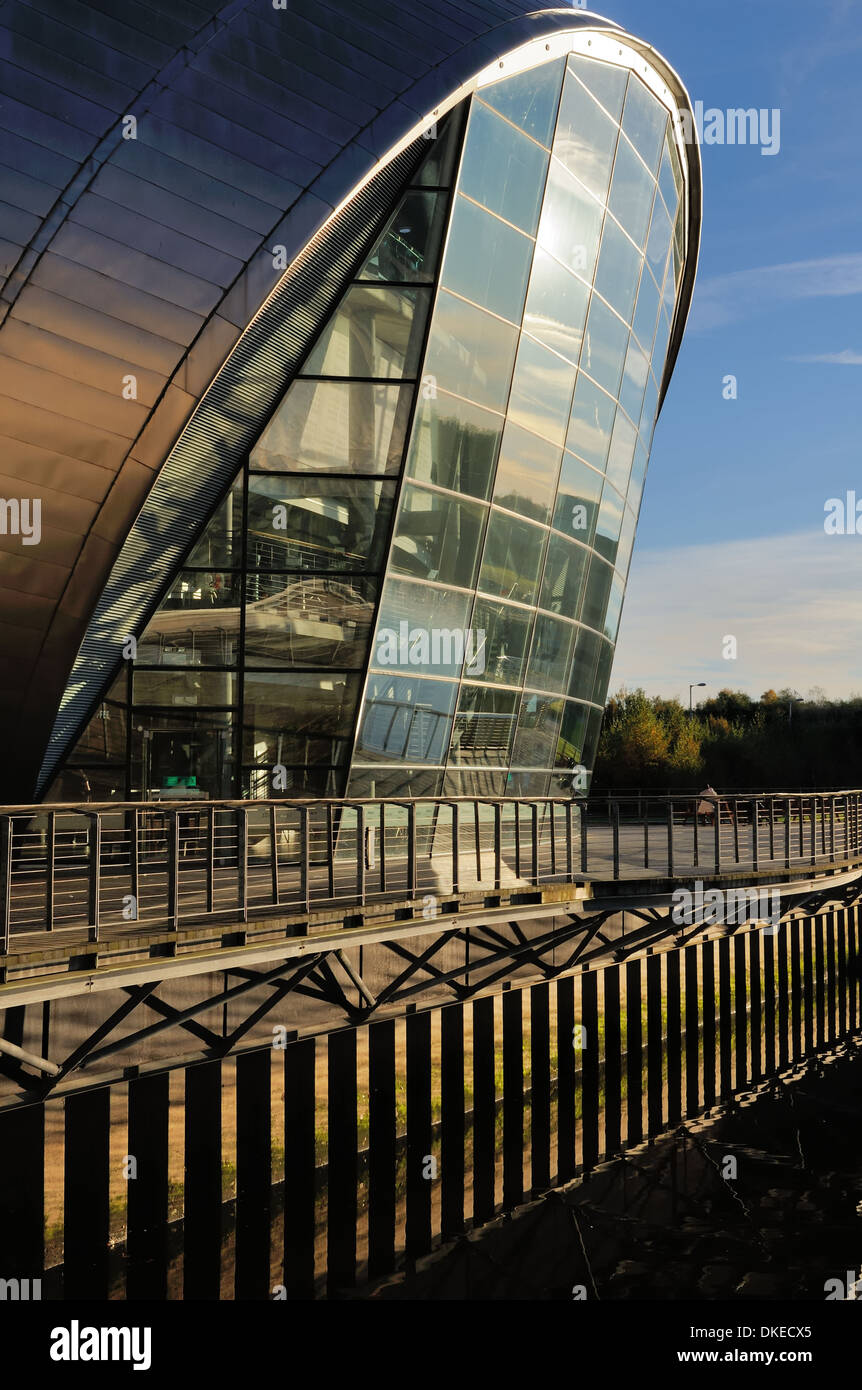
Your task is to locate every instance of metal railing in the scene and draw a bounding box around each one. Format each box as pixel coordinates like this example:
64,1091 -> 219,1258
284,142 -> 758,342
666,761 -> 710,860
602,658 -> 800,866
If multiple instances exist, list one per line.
1,790 -> 862,947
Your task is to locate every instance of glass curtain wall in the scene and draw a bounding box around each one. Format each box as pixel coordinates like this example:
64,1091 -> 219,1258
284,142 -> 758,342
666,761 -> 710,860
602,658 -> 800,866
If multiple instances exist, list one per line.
349,52 -> 686,798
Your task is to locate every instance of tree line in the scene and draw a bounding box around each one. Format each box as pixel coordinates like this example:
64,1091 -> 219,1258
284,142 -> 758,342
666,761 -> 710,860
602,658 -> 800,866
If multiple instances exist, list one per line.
591,687 -> 862,791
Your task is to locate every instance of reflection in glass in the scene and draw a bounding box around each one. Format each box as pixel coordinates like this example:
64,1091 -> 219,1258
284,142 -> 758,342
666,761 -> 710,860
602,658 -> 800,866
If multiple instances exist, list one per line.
567,53 -> 628,121
243,575 -> 377,669
459,101 -> 549,235
480,58 -> 565,148
391,483 -> 486,588
658,137 -> 679,222
470,597 -> 533,687
568,626 -> 602,700
359,189 -> 448,282
580,553 -> 614,631
605,411 -> 638,496
407,390 -> 502,500
423,291 -> 519,412
595,482 -> 624,564
492,421 -> 561,524
414,112 -> 463,187
553,451 -> 602,545
302,285 -> 429,378
243,672 -> 360,766
594,637 -> 614,704
616,506 -> 636,576
372,579 -> 472,678
507,335 -> 577,447
246,475 -> 395,572
554,68 -> 620,201
579,295 -> 629,399
652,310 -> 672,382
556,699 -> 590,767
621,77 -> 668,176
131,712 -> 234,799
133,669 -> 236,707
608,137 -> 656,249
250,380 -> 412,475
604,571 -> 625,642
632,262 -> 661,354
451,685 -> 517,766
537,159 -> 604,281
639,371 -> 659,445
567,367 -> 617,469
138,571 -> 240,667
645,196 -> 672,287
619,338 -> 649,426
523,247 -> 590,364
355,674 -> 457,763
478,510 -> 547,605
441,195 -> 534,324
628,439 -> 649,513
539,532 -> 589,617
511,693 -> 564,767
526,613 -> 577,694
593,217 -> 644,326
186,481 -> 244,567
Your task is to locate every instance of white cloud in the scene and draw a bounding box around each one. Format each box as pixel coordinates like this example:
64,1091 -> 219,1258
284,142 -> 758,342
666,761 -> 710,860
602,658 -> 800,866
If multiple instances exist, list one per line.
690,253 -> 862,331
612,529 -> 862,700
788,349 -> 862,365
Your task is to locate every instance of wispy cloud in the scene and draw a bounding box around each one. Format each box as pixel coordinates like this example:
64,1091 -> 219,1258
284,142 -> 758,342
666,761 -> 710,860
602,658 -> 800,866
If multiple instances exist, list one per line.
690,253 -> 862,331
788,349 -> 862,366
612,530 -> 862,700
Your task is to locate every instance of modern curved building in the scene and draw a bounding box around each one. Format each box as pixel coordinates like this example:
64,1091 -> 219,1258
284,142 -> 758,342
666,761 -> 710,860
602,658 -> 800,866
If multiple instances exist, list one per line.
0,0 -> 701,804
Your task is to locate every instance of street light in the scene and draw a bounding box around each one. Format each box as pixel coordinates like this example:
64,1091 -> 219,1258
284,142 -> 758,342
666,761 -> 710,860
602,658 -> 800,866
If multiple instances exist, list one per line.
689,682 -> 706,714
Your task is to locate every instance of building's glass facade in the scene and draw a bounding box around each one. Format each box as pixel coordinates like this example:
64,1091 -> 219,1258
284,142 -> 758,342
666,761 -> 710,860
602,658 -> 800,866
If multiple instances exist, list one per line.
54,48 -> 688,803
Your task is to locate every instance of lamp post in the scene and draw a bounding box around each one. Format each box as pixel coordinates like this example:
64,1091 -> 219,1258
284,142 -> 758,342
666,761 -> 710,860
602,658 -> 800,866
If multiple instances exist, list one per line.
689,682 -> 706,714
788,696 -> 804,726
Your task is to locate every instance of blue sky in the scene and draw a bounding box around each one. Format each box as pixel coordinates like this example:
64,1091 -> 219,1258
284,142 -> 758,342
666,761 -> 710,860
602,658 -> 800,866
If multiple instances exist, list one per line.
599,0 -> 862,701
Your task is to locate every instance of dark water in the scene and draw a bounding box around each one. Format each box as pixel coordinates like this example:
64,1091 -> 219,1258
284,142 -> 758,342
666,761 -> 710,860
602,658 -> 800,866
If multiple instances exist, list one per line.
371,1047 -> 862,1300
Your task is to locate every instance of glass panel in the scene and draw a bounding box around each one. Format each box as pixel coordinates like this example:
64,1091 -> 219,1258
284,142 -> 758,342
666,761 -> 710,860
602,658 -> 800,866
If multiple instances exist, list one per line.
372,579 -> 473,678
442,769 -> 506,797
556,699 -> 590,767
674,206 -> 685,286
301,285 -> 429,378
423,291 -> 519,412
553,451 -> 602,545
628,439 -> 649,512
242,671 -> 360,766
244,764 -> 341,798
645,196 -> 672,287
616,505 -> 636,576
594,482 -> 624,564
593,217 -> 643,326
441,195 -> 534,323
492,421 -> 561,525
407,389 -> 502,500
477,510 -> 547,605
470,597 -> 533,686
526,613 -> 577,694
130,711 -> 235,799
632,262 -> 660,354
593,636 -> 615,705
511,693 -> 564,768
133,669 -> 237,706
359,189 -> 448,283
414,113 -> 462,187
604,571 -> 625,642
605,411 -> 638,494
507,335 -> 577,447
348,767 -> 444,797
246,476 -> 395,572
579,295 -> 629,399
480,58 -> 565,147
186,480 -> 244,567
250,380 -> 412,475
608,137 -> 656,249
658,137 -> 679,222
138,571 -> 241,666
354,674 -> 457,764
243,575 -> 377,669
567,54 -> 628,121
508,770 -> 552,796
539,532 -> 589,617
621,77 -> 668,176
580,553 -> 614,631
554,67 -> 620,201
619,338 -> 649,425
459,100 -> 549,234
390,483 -> 486,588
639,372 -> 659,445
566,373 -> 616,473
584,705 -> 604,766
537,159 -> 604,281
568,626 -> 601,700
523,247 -> 589,364
450,685 -> 518,766
652,310 -> 672,380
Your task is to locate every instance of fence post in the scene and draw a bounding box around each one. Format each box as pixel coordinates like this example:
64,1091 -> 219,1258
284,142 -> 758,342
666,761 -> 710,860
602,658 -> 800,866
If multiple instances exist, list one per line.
357,804 -> 366,906
565,801 -> 573,882
0,816 -> 11,954
88,812 -> 102,942
531,802 -> 539,882
270,804 -> 280,906
714,796 -> 721,872
299,805 -> 310,913
236,807 -> 247,924
751,797 -> 758,871
613,801 -> 620,879
45,810 -> 55,932
666,800 -> 674,877
785,796 -> 791,869
580,800 -> 588,873
407,802 -> 417,898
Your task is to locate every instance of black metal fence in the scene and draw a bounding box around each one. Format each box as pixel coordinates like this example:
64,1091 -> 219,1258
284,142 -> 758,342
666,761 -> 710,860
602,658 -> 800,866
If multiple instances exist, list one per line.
2,791 -> 862,945
1,908 -> 859,1298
